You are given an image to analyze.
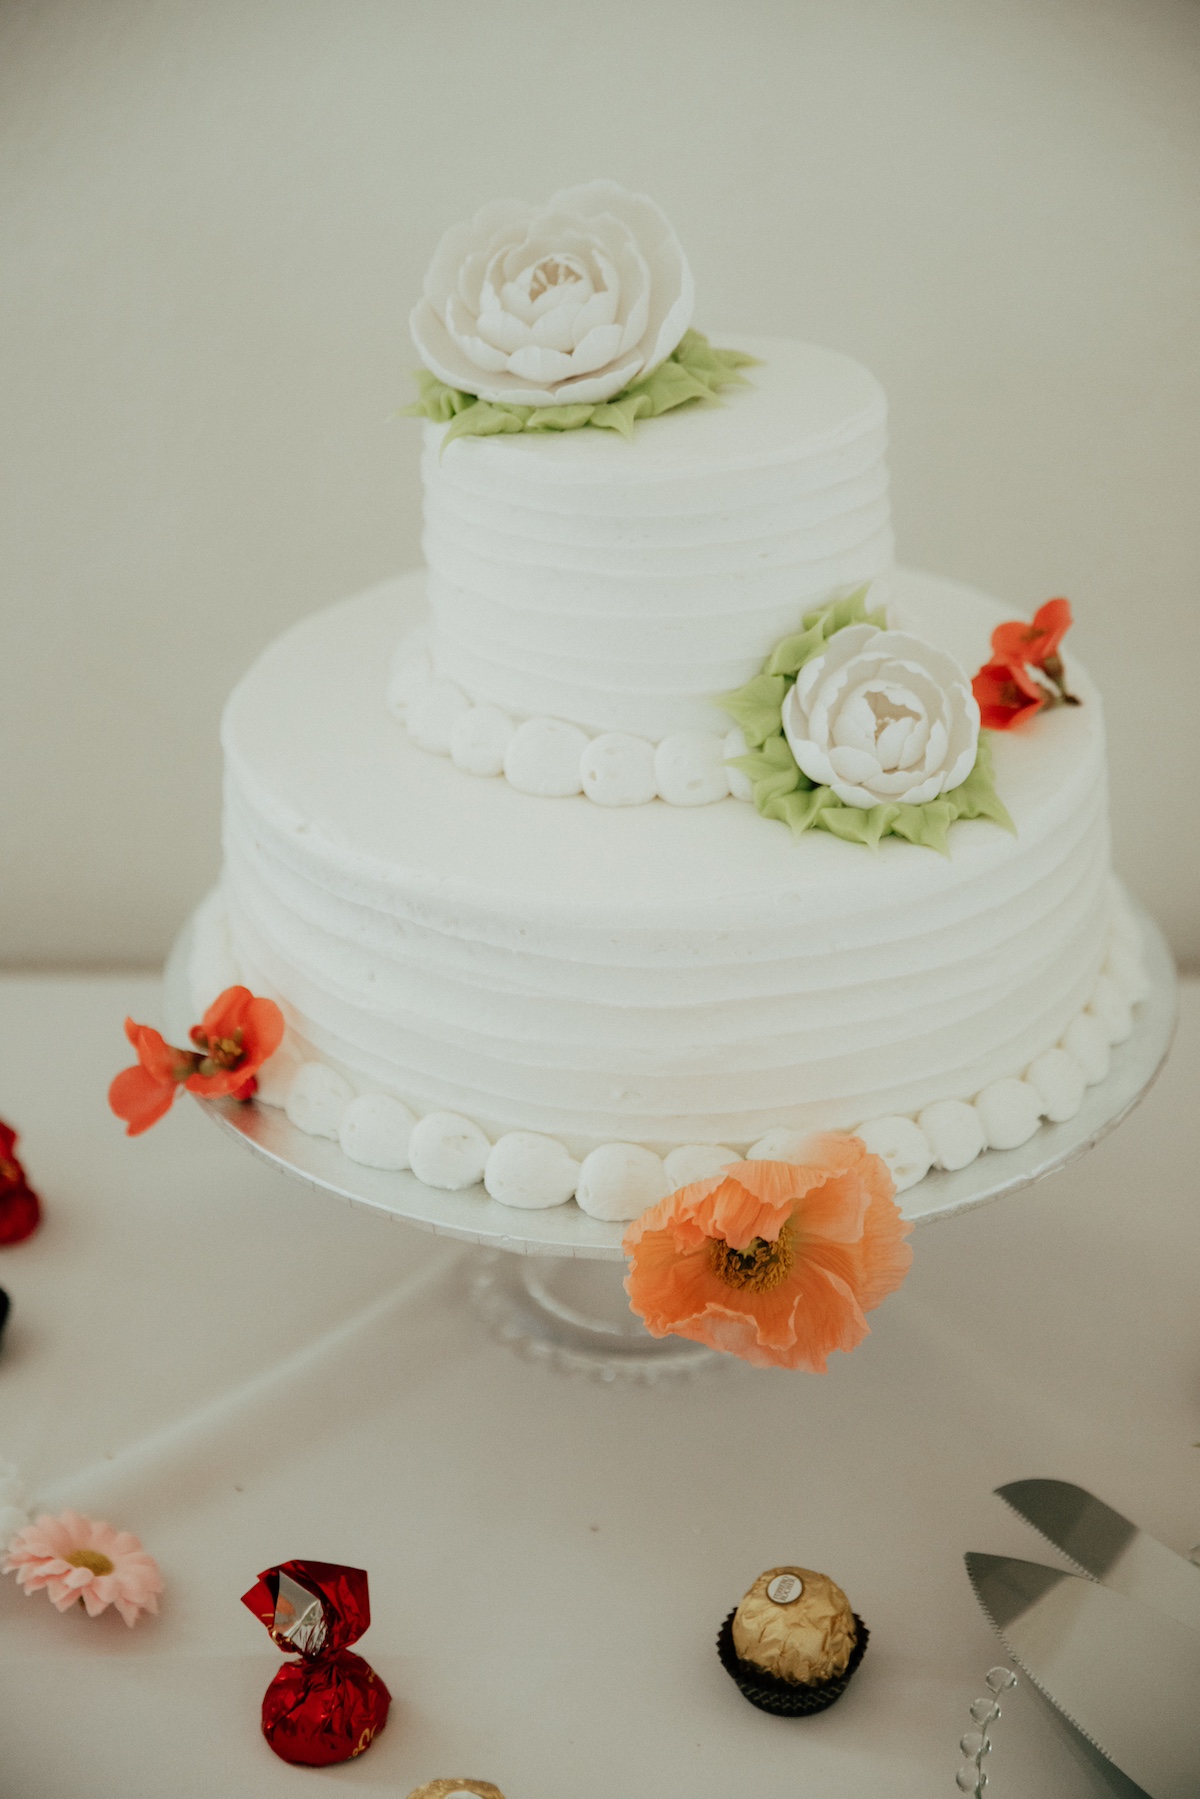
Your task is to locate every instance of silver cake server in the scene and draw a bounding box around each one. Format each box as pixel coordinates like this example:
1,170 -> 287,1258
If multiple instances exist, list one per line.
966,1551 -> 1200,1799
997,1479 -> 1200,1636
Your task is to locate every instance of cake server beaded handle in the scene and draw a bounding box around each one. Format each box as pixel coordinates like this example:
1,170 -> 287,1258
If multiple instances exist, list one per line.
955,1665 -> 1016,1794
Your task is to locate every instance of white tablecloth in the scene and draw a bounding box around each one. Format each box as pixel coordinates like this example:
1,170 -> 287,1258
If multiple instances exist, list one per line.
0,971 -> 1194,1798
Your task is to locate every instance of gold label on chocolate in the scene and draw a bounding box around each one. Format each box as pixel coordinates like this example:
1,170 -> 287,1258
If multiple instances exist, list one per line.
766,1573 -> 805,1605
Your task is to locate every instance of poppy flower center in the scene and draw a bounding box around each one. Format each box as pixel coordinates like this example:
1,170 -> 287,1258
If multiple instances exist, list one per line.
190,1026 -> 245,1075
65,1548 -> 114,1576
708,1219 -> 795,1292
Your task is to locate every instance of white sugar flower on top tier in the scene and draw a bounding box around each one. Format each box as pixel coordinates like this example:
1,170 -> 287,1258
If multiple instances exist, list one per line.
781,625 -> 980,809
410,180 -> 695,407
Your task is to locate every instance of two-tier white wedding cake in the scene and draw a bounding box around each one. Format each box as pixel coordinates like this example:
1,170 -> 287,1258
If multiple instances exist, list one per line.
190,182 -> 1146,1221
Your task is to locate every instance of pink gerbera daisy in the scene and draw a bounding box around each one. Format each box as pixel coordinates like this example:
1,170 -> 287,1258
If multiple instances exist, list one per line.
3,1510 -> 164,1626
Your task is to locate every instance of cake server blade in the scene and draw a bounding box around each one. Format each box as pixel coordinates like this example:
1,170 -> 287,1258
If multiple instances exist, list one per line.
966,1551 -> 1200,1799
997,1479 -> 1200,1634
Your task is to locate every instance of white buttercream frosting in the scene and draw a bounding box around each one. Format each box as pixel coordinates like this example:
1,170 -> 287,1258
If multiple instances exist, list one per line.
285,1062 -> 353,1139
918,1099 -> 985,1172
339,1092 -> 416,1170
575,1143 -> 670,1221
420,336 -> 893,738
974,1078 -> 1043,1151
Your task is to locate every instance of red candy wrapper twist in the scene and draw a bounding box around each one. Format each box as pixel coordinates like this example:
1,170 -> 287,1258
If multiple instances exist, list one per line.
0,1121 -> 42,1247
241,1560 -> 391,1766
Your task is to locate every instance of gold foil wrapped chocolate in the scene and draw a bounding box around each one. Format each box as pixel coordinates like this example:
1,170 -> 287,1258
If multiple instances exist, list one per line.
732,1565 -> 857,1685
405,1783 -> 506,1799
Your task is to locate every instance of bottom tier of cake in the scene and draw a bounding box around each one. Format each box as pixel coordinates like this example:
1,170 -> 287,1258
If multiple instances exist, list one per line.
194,569 -> 1146,1217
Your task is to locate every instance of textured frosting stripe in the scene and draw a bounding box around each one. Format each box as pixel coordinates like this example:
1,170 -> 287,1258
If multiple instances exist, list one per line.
222,850 -> 1107,1127
422,463 -> 889,547
422,484 -> 891,574
222,779 -> 1106,1013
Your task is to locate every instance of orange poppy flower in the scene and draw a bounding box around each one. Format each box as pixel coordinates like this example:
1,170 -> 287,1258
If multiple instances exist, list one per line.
971,657 -> 1046,731
622,1137 -> 912,1372
108,987 -> 284,1137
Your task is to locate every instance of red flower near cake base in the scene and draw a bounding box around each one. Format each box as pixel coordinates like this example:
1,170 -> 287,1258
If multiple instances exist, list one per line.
0,1121 -> 42,1247
622,1137 -> 912,1372
108,986 -> 285,1136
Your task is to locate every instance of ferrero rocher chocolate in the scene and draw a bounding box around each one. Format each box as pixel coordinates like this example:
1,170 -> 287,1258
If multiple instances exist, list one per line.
405,1783 -> 506,1799
732,1566 -> 857,1685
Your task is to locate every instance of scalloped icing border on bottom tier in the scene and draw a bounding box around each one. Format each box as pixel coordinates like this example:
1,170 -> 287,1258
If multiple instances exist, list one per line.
189,885 -> 1148,1224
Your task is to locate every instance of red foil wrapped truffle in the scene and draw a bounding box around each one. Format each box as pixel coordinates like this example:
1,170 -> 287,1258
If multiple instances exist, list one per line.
241,1560 -> 391,1766
0,1121 -> 42,1247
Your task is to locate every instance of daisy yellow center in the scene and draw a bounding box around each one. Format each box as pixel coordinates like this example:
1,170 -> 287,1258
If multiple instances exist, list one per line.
65,1548 -> 114,1576
708,1219 -> 796,1292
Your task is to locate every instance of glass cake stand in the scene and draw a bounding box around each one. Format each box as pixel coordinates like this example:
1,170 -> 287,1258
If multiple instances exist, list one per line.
164,901 -> 1177,1381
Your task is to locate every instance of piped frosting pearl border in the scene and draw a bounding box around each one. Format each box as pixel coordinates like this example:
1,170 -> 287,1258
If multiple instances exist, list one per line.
244,895 -> 1148,1222
388,630 -> 751,807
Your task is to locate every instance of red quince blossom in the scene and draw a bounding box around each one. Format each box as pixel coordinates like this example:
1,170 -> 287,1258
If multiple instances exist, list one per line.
108,986 -> 285,1137
971,657 -> 1048,731
990,597 -> 1073,673
971,597 -> 1079,731
0,1121 -> 42,1247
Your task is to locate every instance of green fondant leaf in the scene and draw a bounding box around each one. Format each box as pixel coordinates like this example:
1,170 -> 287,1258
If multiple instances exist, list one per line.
944,731 -> 1016,834
753,767 -> 802,811
802,586 -> 867,636
718,674 -> 788,748
523,403 -> 597,432
674,328 -> 759,386
728,731 -> 799,785
815,802 -> 900,849
396,368 -> 476,424
400,331 -> 755,445
765,587 -> 888,678
587,393 -> 650,440
441,399 -> 532,447
884,800 -> 955,856
765,619 -> 829,678
622,357 -> 717,416
765,784 -> 840,837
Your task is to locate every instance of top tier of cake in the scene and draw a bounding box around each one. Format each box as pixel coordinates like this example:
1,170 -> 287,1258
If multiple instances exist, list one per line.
421,336 -> 893,740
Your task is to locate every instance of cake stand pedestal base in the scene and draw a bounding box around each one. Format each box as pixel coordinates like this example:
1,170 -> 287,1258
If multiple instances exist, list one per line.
467,1252 -> 720,1383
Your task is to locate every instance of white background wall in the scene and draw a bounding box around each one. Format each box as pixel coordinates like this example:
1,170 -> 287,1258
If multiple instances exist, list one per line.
1,0 -> 1197,967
